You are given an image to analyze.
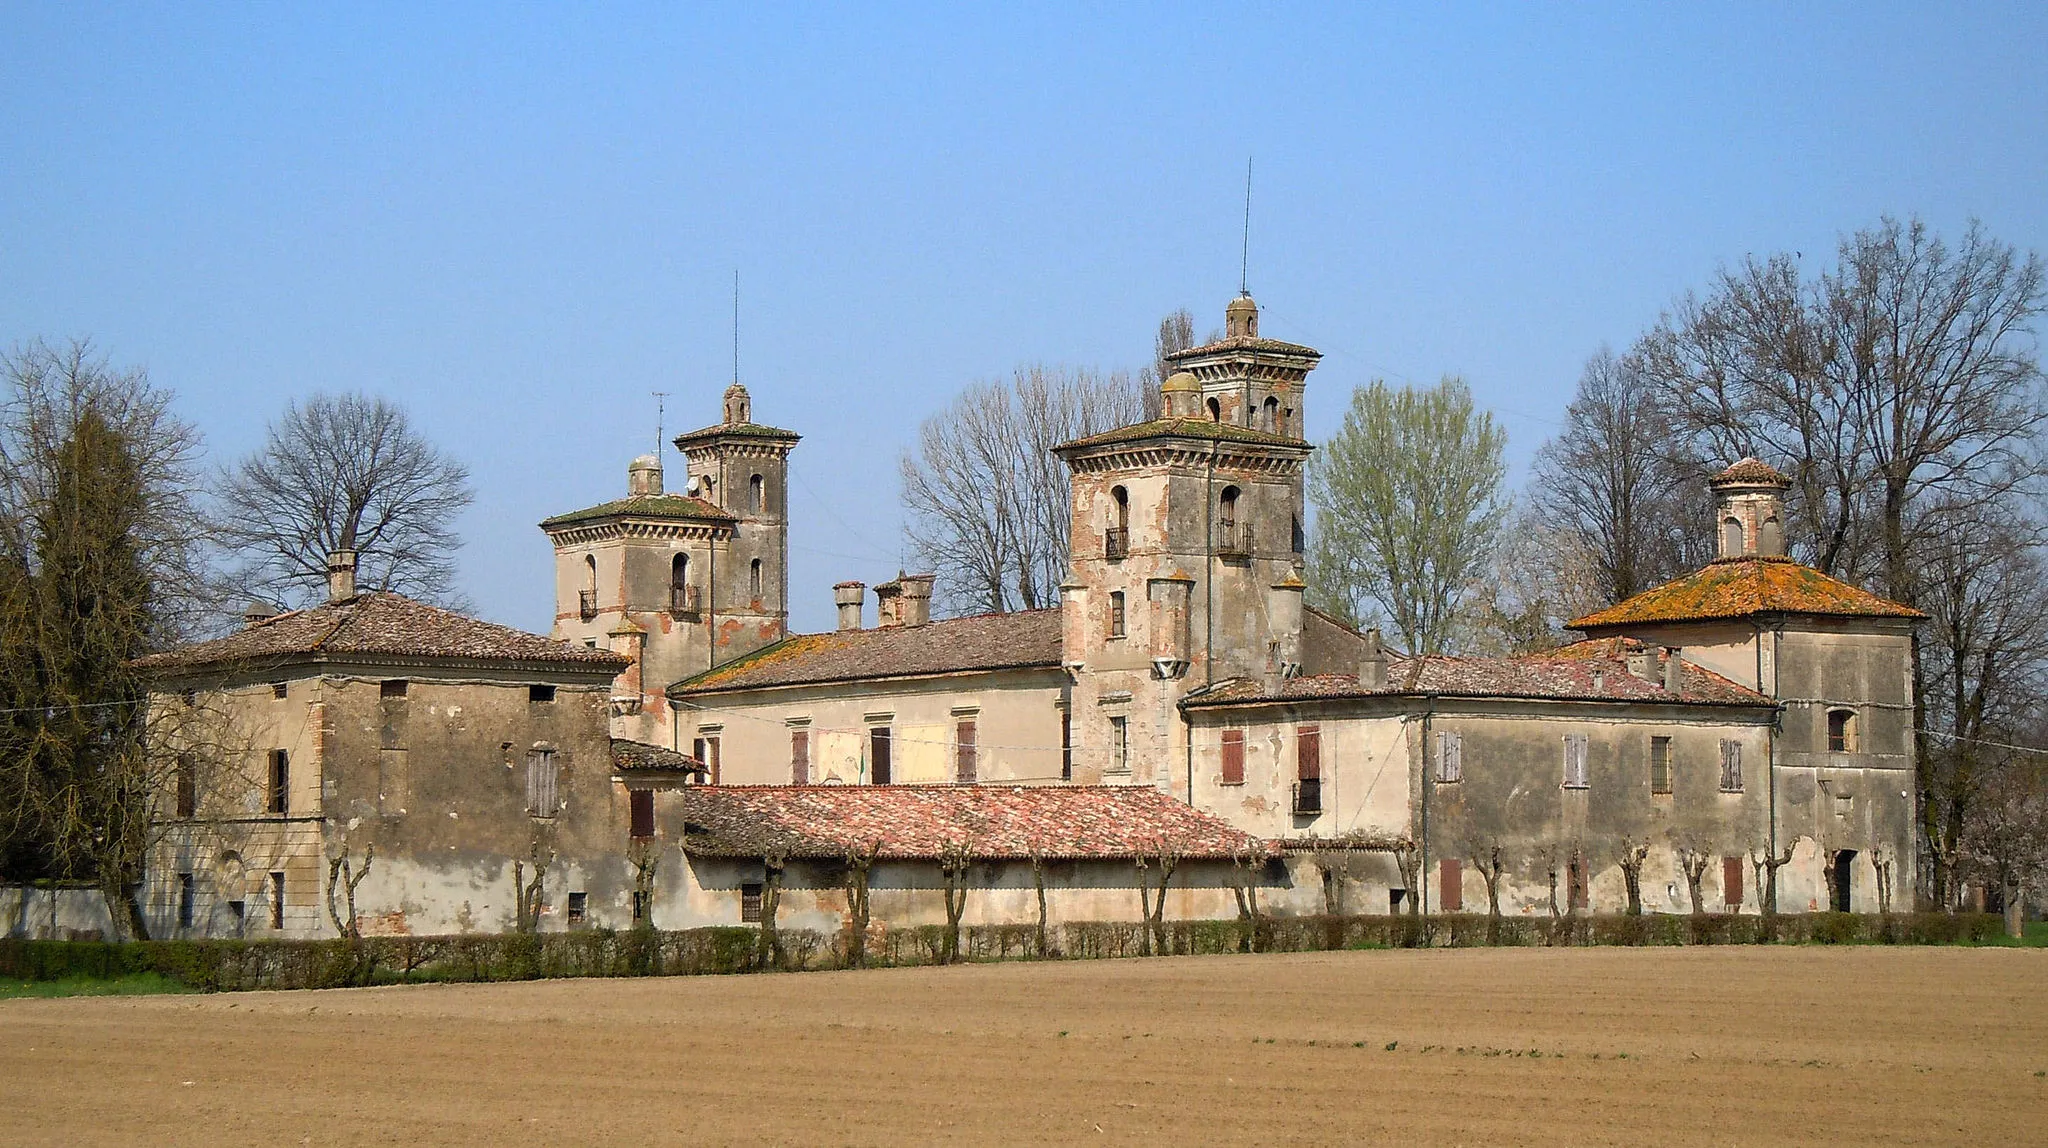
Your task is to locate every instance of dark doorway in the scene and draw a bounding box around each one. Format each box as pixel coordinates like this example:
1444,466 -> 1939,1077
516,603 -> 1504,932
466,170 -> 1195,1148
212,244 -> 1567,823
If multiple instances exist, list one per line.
1831,850 -> 1856,912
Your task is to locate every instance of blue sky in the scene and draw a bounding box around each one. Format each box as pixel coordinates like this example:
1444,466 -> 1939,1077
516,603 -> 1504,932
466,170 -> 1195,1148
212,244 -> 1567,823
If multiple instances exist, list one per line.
5,4 -> 2045,633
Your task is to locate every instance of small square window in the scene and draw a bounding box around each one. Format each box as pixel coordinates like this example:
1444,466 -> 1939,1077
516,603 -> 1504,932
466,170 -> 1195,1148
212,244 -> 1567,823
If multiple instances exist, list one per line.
740,882 -> 764,923
566,891 -> 587,925
380,679 -> 408,699
528,684 -> 556,703
270,682 -> 288,700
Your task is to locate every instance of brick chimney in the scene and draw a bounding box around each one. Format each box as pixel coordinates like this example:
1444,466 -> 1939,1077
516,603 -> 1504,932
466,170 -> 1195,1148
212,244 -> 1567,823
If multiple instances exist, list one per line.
834,581 -> 866,631
327,550 -> 358,602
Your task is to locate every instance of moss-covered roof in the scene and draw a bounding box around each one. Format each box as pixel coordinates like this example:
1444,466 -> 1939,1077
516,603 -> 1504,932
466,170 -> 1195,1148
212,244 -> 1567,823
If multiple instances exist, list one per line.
1569,556 -> 1923,629
539,494 -> 734,529
670,610 -> 1062,695
1166,335 -> 1323,361
672,421 -> 801,448
1055,417 -> 1309,453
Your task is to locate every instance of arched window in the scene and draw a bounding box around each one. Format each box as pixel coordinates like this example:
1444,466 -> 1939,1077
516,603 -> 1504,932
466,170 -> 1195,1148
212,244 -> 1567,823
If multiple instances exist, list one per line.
1827,709 -> 1856,753
585,554 -> 598,591
581,554 -> 599,619
750,473 -> 765,514
1262,396 -> 1279,432
1720,516 -> 1744,556
1109,590 -> 1125,638
1759,515 -> 1783,556
1112,485 -> 1129,531
1207,396 -> 1222,422
1220,486 -> 1240,531
671,553 -> 690,612
749,558 -> 763,598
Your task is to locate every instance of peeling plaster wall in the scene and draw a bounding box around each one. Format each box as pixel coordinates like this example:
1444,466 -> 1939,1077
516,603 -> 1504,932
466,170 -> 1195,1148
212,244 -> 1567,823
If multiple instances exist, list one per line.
0,885 -> 114,939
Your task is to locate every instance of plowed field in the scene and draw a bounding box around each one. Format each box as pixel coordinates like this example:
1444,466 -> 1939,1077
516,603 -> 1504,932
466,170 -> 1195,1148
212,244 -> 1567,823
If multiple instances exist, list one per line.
4,946 -> 2043,1145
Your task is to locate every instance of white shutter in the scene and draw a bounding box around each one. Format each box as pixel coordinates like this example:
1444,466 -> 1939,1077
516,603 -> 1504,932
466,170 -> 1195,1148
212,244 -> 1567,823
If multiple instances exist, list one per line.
1564,734 -> 1589,789
527,751 -> 558,816
1720,740 -> 1743,792
1436,731 -> 1463,783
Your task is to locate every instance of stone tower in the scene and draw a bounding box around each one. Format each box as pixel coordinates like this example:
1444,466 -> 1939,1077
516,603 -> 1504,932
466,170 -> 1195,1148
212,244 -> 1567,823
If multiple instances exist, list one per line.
540,386 -> 798,745
1710,457 -> 1791,560
1053,294 -> 1320,792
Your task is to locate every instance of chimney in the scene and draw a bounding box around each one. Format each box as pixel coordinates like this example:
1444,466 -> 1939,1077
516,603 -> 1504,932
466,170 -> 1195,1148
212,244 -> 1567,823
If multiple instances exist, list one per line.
241,599 -> 279,628
1360,628 -> 1387,690
1626,645 -> 1651,681
627,454 -> 663,497
326,550 -> 358,602
1663,647 -> 1684,693
899,573 -> 935,627
834,581 -> 866,631
873,577 -> 904,628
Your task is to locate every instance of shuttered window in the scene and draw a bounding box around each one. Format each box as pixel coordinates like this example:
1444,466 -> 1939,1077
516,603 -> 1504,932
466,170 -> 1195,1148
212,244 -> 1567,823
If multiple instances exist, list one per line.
629,789 -> 655,838
693,736 -> 721,785
176,754 -> 197,818
1562,734 -> 1589,789
1109,716 -> 1128,772
956,720 -> 978,784
526,750 -> 558,817
1650,736 -> 1672,795
1297,726 -> 1321,781
870,728 -> 892,785
790,730 -> 810,785
1440,858 -> 1462,911
1719,740 -> 1744,792
1435,731 -> 1463,783
1723,856 -> 1745,908
1220,729 -> 1245,785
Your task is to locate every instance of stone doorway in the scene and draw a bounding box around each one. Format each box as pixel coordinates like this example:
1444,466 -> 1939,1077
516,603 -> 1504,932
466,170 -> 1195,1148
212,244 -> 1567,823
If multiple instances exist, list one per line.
1830,850 -> 1856,912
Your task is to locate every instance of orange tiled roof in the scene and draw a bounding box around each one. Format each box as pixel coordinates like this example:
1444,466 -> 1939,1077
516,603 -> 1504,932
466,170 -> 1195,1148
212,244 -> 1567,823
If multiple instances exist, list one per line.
1568,556 -> 1922,630
1711,457 -> 1790,486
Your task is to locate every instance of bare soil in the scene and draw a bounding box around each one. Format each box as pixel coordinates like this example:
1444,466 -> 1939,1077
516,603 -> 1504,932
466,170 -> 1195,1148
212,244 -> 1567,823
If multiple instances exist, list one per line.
3,946 -> 2043,1145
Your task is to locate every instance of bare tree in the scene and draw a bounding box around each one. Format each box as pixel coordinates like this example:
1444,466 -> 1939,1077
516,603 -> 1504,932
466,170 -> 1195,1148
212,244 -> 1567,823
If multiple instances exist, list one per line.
1391,840 -> 1422,917
1150,308 -> 1196,387
1468,843 -> 1506,925
1749,843 -> 1796,916
1615,838 -> 1651,916
1459,505 -> 1609,655
1134,836 -> 1183,955
902,366 -> 1150,616
937,840 -> 971,963
1027,847 -> 1051,958
1676,844 -> 1712,916
627,838 -> 660,931
1962,756 -> 2048,937
219,392 -> 473,608
1528,348 -> 1701,605
842,839 -> 881,968
325,843 -> 375,938
756,850 -> 787,969
1870,843 -> 1897,916
1308,377 -> 1508,658
510,840 -> 553,934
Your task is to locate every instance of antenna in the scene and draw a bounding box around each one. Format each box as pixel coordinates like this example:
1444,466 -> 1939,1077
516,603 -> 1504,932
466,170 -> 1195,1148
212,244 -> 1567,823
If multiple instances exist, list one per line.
733,269 -> 741,387
652,391 -> 667,456
1240,155 -> 1253,296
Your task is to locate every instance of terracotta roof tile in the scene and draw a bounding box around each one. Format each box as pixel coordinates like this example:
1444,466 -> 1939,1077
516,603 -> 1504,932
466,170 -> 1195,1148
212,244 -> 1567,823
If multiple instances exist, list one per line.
1568,556 -> 1922,629
675,784 -> 1270,861
540,493 -> 734,529
1055,418 -> 1308,453
672,421 -> 801,448
670,609 -> 1062,694
1183,639 -> 1771,709
611,739 -> 708,775
1711,457 -> 1791,486
1165,335 -> 1323,361
135,593 -> 632,674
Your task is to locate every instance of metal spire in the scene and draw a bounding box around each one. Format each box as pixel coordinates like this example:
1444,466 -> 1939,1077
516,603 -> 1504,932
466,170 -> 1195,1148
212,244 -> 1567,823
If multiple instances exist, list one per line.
652,390 -> 667,456
1240,155 -> 1253,297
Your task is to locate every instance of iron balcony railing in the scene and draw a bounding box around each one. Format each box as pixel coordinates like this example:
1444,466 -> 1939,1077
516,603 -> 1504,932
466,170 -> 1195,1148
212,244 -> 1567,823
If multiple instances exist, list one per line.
1104,527 -> 1129,561
578,589 -> 599,621
1217,523 -> 1253,559
670,584 -> 702,615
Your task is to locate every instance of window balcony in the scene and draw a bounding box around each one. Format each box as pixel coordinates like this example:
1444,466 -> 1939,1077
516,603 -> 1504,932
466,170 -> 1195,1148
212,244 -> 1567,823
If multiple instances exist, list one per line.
1217,524 -> 1253,559
670,584 -> 702,616
1104,528 -> 1129,561
1292,777 -> 1322,816
578,589 -> 599,621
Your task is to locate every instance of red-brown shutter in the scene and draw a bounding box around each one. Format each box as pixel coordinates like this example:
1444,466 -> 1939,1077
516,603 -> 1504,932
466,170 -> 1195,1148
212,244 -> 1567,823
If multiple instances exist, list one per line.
1724,856 -> 1745,908
956,720 -> 978,784
629,789 -> 654,838
1440,857 -> 1463,911
791,730 -> 810,785
1297,726 -> 1321,781
1221,729 -> 1245,784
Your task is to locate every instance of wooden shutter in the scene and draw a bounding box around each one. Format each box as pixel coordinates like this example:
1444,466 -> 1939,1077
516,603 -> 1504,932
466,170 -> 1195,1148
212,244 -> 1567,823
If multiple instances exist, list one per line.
791,730 -> 810,785
1724,856 -> 1745,908
1221,729 -> 1245,784
629,789 -> 654,838
1440,858 -> 1463,911
1563,735 -> 1588,788
871,728 -> 892,785
956,720 -> 978,784
1297,726 -> 1321,781
1437,731 -> 1462,783
526,751 -> 558,817
1720,740 -> 1743,792
1650,736 -> 1672,795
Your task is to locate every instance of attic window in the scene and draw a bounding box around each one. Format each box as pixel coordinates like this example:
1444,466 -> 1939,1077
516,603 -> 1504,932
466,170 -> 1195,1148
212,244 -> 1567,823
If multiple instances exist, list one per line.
529,684 -> 556,704
381,679 -> 408,699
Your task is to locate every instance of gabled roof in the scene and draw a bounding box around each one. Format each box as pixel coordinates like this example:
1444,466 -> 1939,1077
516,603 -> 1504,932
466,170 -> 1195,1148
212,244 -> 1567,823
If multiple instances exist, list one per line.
1568,556 -> 1923,630
1055,417 -> 1309,453
674,784 -> 1270,861
670,609 -> 1062,695
1182,638 -> 1771,710
540,493 -> 734,530
135,592 -> 632,675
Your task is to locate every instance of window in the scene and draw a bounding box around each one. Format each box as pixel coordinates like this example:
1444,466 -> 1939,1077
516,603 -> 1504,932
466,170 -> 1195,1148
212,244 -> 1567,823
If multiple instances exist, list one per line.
1650,736 -> 1672,795
693,735 -> 722,785
1723,857 -> 1745,908
176,754 -> 197,818
790,729 -> 811,785
227,900 -> 245,931
1759,515 -> 1783,554
1112,485 -> 1129,531
749,558 -> 763,598
1562,734 -> 1589,789
269,871 -> 286,929
1719,739 -> 1744,792
271,682 -> 288,700
740,882 -> 764,923
671,553 -> 692,612
1435,731 -> 1463,784
526,750 -> 558,817
528,684 -> 555,704
869,727 -> 892,785
749,473 -> 765,513
1439,858 -> 1462,912
1827,709 -> 1856,753
1261,395 -> 1279,431
1290,514 -> 1304,555
1720,516 -> 1743,555
177,873 -> 195,928
566,891 -> 587,925
1106,486 -> 1130,560
956,720 -> 978,784
1220,728 -> 1245,785
1207,396 -> 1221,421
632,890 -> 650,924
1060,708 -> 1072,782
629,790 -> 655,838
1295,725 -> 1322,815
1109,716 -> 1128,773
267,749 -> 289,814
1108,591 -> 1125,638
380,679 -> 408,699
1219,486 -> 1240,531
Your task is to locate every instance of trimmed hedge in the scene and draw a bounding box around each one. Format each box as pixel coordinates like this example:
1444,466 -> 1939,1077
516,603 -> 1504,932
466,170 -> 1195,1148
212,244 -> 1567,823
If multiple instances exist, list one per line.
0,911 -> 2007,993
